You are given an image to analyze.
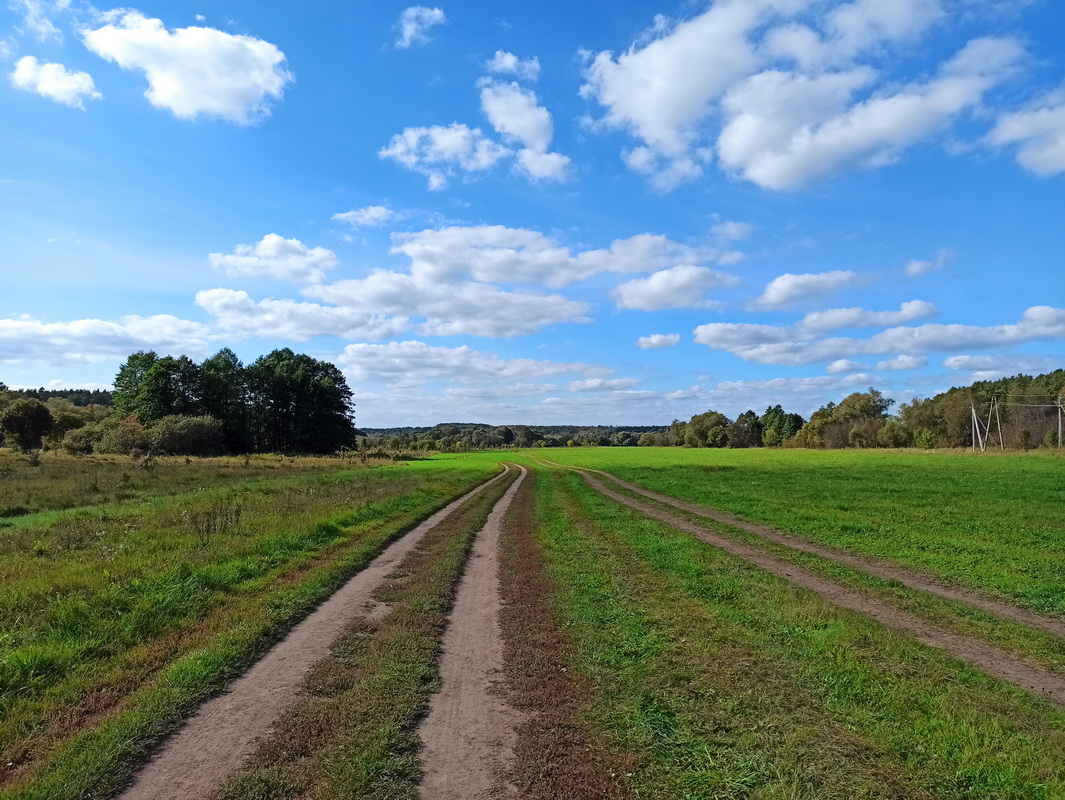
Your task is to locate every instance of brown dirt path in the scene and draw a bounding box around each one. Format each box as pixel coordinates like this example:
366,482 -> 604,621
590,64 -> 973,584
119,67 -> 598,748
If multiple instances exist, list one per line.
542,460 -> 1065,641
581,472 -> 1065,707
418,465 -> 528,800
118,466 -> 510,800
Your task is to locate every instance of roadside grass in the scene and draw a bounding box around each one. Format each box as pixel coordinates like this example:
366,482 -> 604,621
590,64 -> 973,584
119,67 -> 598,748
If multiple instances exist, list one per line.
539,466 -> 1065,799
211,465 -> 520,800
531,448 -> 1065,617
580,470 -> 1065,677
0,450 -> 375,517
0,456 -> 499,799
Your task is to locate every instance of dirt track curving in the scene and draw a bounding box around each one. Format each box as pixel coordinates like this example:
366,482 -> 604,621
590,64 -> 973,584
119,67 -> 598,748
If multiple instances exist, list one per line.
118,467 -> 510,800
417,465 -> 528,800
581,471 -> 1065,706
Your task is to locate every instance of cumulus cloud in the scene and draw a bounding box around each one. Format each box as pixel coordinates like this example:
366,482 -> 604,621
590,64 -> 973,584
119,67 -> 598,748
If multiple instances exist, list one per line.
82,11 -> 291,123
208,234 -> 339,283
336,340 -> 606,385
580,0 -> 1025,190
751,270 -> 861,309
332,205 -> 396,227
390,226 -> 717,288
568,377 -> 641,392
638,333 -> 680,349
943,354 -> 1063,374
799,300 -> 938,331
0,313 -> 211,366
718,37 -> 1024,189
378,123 -> 509,189
10,56 -> 101,108
479,80 -> 570,180
876,354 -> 928,370
694,305 -> 1065,366
486,50 -> 540,81
611,265 -> 739,310
826,358 -> 869,373
989,85 -> 1065,176
396,6 -> 446,48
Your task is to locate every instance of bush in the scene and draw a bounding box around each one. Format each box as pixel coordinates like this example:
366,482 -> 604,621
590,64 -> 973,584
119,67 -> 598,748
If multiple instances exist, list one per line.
149,415 -> 225,456
61,425 -> 99,455
96,416 -> 150,455
913,428 -> 937,449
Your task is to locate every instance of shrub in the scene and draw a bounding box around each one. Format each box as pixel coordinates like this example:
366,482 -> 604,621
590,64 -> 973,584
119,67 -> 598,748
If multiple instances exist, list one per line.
96,416 -> 150,455
61,425 -> 99,455
149,415 -> 225,456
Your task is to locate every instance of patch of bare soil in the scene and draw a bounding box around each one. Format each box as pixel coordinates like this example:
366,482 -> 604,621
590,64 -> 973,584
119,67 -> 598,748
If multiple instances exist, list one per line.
417,465 -> 528,800
583,473 -> 1065,707
586,467 -> 1065,640
117,467 -> 509,800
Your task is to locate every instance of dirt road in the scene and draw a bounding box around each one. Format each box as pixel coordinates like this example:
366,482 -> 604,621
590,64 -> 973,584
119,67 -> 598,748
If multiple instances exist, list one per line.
417,465 -> 528,799
118,467 -> 509,800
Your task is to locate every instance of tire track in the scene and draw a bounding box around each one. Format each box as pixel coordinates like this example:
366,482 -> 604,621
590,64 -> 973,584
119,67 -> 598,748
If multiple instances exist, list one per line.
118,466 -> 511,800
578,471 -> 1065,707
418,465 -> 528,800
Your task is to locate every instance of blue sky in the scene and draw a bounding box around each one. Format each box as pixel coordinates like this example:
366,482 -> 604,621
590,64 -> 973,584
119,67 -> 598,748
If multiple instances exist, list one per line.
1,0 -> 1062,427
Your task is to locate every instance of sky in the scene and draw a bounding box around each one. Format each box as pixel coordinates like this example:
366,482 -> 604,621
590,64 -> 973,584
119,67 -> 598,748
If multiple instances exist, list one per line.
1,0 -> 1063,427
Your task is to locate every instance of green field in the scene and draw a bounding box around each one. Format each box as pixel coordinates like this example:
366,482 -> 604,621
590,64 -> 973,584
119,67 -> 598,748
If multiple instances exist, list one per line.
2,447 -> 1063,798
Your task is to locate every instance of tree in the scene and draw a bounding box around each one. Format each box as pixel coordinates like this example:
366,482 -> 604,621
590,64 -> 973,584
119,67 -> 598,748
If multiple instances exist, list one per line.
112,350 -> 159,417
0,398 -> 53,452
684,410 -> 731,448
727,410 -> 762,448
200,348 -> 248,452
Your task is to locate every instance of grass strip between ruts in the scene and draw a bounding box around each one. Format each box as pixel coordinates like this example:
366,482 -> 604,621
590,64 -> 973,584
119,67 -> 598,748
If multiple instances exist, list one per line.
209,465 -> 520,800
1,465 -> 500,800
540,467 -> 1065,799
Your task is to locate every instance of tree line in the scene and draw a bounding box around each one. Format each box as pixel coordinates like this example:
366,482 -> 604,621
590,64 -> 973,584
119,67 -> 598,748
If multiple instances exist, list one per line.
0,348 -> 357,457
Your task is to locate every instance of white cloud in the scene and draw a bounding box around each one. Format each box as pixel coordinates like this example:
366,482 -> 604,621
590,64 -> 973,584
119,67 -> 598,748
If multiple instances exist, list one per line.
905,248 -> 952,276
82,11 -> 291,123
638,333 -> 680,349
208,234 -> 338,283
194,289 -> 410,341
486,50 -> 540,81
333,205 -> 396,227
943,354 -> 1063,374
705,372 -> 877,416
799,300 -> 938,331
336,340 -> 605,385
388,226 -> 722,288
612,265 -> 739,310
568,378 -> 641,392
304,273 -> 589,338
694,305 -> 1065,366
752,270 -> 861,309
0,314 -> 211,366
711,220 -> 754,241
10,56 -> 100,108
718,37 -> 1023,189
876,354 -> 928,370
12,0 -> 64,42
480,80 -> 552,151
989,85 -> 1065,176
826,358 -> 869,373
378,123 -> 510,189
479,80 -> 570,181
396,6 -> 446,48
581,0 -> 1025,191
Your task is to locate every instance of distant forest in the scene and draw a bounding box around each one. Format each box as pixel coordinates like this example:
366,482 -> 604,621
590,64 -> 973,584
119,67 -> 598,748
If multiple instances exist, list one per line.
1,361 -> 1061,456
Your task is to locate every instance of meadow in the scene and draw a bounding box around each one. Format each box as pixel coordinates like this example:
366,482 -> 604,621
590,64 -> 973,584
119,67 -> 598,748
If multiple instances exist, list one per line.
1,446 -> 1063,798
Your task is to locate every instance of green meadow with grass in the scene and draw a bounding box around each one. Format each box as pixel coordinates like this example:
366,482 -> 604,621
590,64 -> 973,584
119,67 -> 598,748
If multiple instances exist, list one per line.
2,445 -> 1064,798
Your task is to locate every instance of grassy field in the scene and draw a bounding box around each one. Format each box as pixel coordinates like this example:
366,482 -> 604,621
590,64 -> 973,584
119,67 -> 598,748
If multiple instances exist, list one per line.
0,450 -> 499,798
3,446 -> 1064,798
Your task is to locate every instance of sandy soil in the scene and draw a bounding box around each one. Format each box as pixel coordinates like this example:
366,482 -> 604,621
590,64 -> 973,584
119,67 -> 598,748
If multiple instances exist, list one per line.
418,465 -> 528,800
587,466 -> 1065,641
117,466 -> 509,800
582,472 -> 1065,706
